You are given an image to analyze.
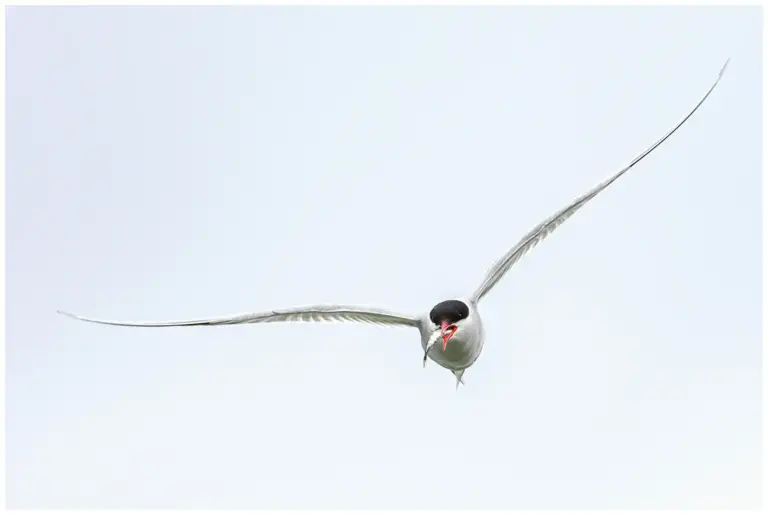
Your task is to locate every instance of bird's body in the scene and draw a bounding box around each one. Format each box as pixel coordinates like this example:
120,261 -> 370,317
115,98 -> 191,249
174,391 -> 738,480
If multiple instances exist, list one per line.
58,61 -> 729,388
420,298 -> 484,374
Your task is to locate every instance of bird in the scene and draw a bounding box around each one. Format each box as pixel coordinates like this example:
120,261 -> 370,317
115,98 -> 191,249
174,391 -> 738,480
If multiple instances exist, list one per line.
59,60 -> 729,389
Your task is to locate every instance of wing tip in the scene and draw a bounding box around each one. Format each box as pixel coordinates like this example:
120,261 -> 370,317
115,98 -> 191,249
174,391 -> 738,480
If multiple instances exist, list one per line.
58,310 -> 100,324
718,58 -> 730,79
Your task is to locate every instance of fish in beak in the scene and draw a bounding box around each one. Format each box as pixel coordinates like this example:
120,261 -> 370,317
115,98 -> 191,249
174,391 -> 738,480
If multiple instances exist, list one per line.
423,320 -> 459,367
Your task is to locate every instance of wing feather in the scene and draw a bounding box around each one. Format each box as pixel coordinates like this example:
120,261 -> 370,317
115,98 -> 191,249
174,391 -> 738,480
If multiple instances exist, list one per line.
471,59 -> 729,303
57,304 -> 420,328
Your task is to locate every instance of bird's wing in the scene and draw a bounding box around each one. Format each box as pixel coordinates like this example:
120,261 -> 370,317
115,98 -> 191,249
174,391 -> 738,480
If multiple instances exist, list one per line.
471,59 -> 729,304
58,304 -> 421,328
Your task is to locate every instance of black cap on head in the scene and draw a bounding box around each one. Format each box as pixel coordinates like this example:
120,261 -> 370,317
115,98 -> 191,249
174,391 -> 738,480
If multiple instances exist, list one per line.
429,299 -> 470,325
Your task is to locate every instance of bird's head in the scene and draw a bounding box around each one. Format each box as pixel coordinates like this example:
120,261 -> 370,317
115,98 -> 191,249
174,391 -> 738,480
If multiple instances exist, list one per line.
427,299 -> 470,351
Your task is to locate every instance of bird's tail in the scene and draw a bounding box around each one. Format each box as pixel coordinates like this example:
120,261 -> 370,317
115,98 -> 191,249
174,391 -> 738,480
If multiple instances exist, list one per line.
453,370 -> 465,390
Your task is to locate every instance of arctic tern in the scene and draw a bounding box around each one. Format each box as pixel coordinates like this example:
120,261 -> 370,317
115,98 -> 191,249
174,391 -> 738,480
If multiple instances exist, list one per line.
59,60 -> 729,388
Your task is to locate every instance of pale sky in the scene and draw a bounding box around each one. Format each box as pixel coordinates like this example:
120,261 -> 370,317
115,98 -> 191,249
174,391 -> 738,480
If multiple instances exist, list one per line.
6,5 -> 762,509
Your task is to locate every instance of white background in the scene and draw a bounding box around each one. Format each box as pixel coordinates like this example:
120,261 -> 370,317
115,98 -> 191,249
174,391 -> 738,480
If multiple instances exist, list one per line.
6,5 -> 761,509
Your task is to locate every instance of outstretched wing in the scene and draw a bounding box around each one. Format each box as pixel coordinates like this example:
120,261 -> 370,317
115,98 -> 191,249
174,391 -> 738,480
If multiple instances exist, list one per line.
58,304 -> 421,328
470,59 -> 729,304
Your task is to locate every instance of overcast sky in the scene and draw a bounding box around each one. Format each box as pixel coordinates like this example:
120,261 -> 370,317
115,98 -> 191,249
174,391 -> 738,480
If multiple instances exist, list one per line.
6,5 -> 762,509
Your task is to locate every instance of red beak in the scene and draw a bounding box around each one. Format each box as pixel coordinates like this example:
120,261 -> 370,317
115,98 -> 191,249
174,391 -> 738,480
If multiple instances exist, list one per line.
440,320 -> 458,351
